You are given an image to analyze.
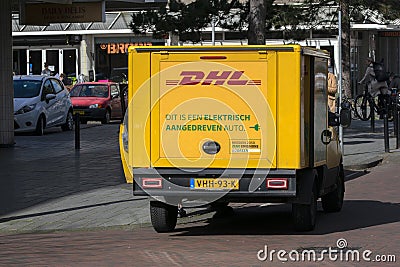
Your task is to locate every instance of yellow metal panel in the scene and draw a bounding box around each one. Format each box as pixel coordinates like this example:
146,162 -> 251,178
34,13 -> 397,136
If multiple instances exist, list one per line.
128,47 -> 151,168
276,50 -> 301,169
119,124 -> 133,183
152,52 -> 276,169
124,45 -> 335,172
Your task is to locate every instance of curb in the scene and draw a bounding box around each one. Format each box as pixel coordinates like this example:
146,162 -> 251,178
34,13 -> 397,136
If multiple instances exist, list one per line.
344,156 -> 384,170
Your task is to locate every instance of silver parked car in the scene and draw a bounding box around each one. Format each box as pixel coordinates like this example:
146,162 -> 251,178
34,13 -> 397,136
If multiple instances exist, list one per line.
13,75 -> 74,135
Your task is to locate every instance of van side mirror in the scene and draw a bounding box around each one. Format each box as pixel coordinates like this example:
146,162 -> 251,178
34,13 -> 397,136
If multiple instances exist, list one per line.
328,108 -> 351,128
328,111 -> 340,127
340,108 -> 351,128
339,101 -> 352,128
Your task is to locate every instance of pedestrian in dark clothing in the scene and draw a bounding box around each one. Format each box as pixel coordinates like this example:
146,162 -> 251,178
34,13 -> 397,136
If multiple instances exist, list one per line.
389,72 -> 400,90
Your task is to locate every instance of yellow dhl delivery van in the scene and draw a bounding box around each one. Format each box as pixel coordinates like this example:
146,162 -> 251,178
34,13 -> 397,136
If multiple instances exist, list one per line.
120,45 -> 350,233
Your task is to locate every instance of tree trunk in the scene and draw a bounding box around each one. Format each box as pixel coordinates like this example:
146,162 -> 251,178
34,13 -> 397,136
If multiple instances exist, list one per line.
248,0 -> 266,45
340,0 -> 352,98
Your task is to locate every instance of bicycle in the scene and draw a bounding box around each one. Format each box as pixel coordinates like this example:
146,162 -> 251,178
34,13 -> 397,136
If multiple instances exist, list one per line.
354,82 -> 394,121
341,95 -> 359,120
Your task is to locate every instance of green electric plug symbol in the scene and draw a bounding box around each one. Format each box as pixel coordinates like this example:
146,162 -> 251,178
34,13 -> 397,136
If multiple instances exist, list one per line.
250,124 -> 260,131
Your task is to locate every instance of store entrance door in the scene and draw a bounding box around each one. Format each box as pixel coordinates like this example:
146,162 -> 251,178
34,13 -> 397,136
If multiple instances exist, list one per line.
28,50 -> 42,75
26,48 -> 78,77
46,50 -> 59,75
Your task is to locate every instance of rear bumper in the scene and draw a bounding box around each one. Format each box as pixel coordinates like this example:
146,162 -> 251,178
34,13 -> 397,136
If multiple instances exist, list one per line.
133,168 -> 297,202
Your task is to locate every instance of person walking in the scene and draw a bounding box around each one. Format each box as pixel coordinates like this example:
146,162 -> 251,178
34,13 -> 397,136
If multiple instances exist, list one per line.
389,72 -> 400,90
41,62 -> 51,76
327,66 -> 338,113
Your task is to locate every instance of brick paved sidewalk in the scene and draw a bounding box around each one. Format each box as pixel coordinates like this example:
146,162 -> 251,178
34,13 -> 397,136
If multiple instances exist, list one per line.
0,118 -> 399,233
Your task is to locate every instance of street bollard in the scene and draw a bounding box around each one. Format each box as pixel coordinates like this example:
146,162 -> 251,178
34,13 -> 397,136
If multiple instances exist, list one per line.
395,96 -> 399,149
384,114 -> 390,153
74,113 -> 80,150
397,110 -> 400,149
397,92 -> 400,149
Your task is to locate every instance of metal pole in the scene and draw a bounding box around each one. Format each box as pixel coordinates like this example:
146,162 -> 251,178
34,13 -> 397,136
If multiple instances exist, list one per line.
338,10 -> 343,155
211,17 -> 215,46
371,104 -> 375,132
397,92 -> 400,149
397,109 -> 400,149
394,92 -> 399,149
384,114 -> 390,153
75,113 -> 80,150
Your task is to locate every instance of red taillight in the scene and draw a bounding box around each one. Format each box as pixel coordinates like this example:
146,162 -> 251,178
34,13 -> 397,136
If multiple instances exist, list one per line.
142,178 -> 162,189
266,178 -> 288,190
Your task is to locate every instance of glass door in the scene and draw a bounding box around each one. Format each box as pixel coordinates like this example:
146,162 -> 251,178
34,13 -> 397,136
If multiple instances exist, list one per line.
46,50 -> 59,76
27,50 -> 42,75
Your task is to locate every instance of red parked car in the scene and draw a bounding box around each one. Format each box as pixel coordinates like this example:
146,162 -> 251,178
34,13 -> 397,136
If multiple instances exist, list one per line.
69,82 -> 125,124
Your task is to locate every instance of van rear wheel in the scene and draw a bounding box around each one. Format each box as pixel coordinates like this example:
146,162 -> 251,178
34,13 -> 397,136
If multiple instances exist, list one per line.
292,182 -> 317,231
150,201 -> 178,233
322,164 -> 345,212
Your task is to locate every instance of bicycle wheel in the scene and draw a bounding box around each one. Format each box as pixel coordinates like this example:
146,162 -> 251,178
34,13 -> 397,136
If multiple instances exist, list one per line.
355,94 -> 371,121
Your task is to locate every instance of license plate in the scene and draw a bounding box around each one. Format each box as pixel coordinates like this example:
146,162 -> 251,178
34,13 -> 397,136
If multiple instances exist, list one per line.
190,178 -> 239,190
73,110 -> 84,115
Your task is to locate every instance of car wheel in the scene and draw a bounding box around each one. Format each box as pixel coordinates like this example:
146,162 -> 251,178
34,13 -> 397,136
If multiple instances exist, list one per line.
35,115 -> 45,136
101,110 -> 111,124
322,164 -> 345,212
292,172 -> 318,232
61,111 -> 74,131
150,201 -> 178,233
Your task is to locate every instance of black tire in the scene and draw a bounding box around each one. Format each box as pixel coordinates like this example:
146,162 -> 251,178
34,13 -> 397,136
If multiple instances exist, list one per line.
322,164 -> 345,212
292,180 -> 317,232
355,94 -> 371,121
150,201 -> 178,233
35,115 -> 45,136
61,111 -> 74,131
101,110 -> 111,124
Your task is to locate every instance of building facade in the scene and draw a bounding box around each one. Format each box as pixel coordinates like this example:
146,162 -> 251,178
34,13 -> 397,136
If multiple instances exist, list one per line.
12,10 -> 400,97
12,12 -> 164,82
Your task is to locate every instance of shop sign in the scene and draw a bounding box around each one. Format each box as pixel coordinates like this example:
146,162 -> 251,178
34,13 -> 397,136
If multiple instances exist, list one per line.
20,2 -> 105,25
378,31 -> 400,37
100,42 -> 153,54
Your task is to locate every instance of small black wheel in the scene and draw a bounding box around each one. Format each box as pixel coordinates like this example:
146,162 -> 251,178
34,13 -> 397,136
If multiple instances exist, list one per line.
322,164 -> 345,212
35,115 -> 45,136
61,111 -> 74,131
150,201 -> 178,233
101,110 -> 111,124
292,176 -> 317,232
355,94 -> 371,121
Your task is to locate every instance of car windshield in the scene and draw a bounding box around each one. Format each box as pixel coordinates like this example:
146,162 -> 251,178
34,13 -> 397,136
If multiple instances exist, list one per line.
70,84 -> 109,98
13,80 -> 42,98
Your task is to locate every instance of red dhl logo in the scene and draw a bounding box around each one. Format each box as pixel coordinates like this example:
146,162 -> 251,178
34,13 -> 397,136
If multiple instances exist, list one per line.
165,71 -> 261,86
